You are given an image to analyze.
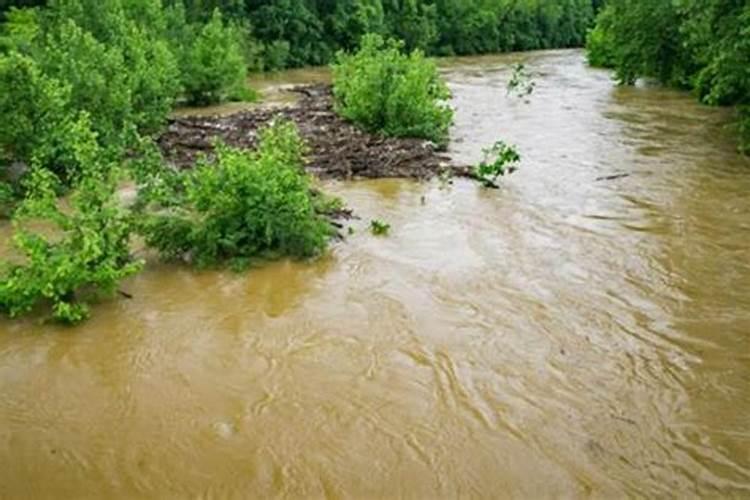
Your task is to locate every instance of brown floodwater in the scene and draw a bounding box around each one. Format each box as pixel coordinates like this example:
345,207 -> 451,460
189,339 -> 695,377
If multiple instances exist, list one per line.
1,49 -> 749,498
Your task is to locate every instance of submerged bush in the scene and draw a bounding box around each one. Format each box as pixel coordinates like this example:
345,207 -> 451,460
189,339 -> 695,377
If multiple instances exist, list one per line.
331,34 -> 453,146
0,120 -> 142,324
370,219 -> 390,235
474,141 -> 520,187
506,63 -> 535,98
141,119 -> 332,267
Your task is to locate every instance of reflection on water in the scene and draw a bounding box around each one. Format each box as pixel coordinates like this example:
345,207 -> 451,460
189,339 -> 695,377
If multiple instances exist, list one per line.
1,49 -> 749,498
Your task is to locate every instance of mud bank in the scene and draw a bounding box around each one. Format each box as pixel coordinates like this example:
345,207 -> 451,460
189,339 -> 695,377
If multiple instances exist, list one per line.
159,84 -> 470,179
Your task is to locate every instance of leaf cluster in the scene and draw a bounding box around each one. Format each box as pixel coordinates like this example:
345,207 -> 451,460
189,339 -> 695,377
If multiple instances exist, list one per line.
474,141 -> 520,187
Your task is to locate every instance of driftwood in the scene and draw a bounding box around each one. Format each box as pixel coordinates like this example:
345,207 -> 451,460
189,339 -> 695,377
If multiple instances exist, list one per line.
159,84 -> 460,180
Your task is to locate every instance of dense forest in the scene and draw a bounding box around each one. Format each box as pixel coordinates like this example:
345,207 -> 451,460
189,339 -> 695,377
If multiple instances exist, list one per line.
2,0 -> 598,69
586,0 -> 750,153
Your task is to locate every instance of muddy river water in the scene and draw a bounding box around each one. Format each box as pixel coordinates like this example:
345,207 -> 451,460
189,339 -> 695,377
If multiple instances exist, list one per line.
1,49 -> 749,498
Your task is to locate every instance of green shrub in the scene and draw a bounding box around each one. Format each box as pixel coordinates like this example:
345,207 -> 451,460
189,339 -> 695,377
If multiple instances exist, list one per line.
113,22 -> 181,134
585,6 -> 616,68
261,39 -> 291,71
141,119 -> 331,267
181,8 -> 247,105
0,6 -> 40,53
0,118 -> 142,324
0,51 -> 72,169
0,180 -> 14,216
331,34 -> 453,146
1,0 -> 182,179
474,141 -> 520,187
39,19 -> 134,146
370,219 -> 390,235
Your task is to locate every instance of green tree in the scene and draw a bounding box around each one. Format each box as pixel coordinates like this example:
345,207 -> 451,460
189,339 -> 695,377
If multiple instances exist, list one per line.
0,116 -> 142,324
0,51 -> 71,170
181,8 -> 247,104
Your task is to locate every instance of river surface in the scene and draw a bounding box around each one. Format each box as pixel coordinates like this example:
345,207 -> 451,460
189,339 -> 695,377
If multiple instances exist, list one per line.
1,49 -> 749,498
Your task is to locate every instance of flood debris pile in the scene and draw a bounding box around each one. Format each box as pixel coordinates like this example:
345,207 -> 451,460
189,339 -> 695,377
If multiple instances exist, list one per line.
158,84 -> 456,180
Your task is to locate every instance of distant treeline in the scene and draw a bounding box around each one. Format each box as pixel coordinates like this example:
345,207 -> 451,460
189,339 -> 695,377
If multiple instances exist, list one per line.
587,0 -> 749,153
2,0 -> 599,69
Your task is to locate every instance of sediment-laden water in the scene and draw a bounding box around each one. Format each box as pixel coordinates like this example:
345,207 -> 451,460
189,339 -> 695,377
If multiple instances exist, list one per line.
1,49 -> 748,498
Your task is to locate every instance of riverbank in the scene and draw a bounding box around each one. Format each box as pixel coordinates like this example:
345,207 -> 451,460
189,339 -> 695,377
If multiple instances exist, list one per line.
159,84 -> 472,180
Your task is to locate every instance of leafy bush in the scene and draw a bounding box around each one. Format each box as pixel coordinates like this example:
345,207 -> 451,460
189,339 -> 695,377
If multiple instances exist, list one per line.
0,119 -> 142,324
370,219 -> 390,235
0,180 -> 14,216
40,19 -> 134,146
474,141 -> 520,187
0,6 -> 39,52
0,0 -> 183,182
331,34 -> 453,146
0,51 -> 71,168
261,40 -> 291,71
585,5 -> 616,68
180,8 -> 247,105
141,119 -> 331,267
37,1 -> 182,137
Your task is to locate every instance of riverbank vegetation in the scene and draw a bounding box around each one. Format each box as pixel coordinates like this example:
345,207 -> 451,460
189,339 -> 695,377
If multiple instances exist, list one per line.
0,0 -> 327,323
0,127 -> 143,323
3,0 -> 599,71
0,0 -> 587,323
586,0 -> 750,153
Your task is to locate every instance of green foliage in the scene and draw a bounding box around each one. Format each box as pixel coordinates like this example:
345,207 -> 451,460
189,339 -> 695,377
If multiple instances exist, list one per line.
369,218 -> 390,235
0,180 -> 14,216
474,141 -> 520,187
585,4 -> 615,68
329,0 -> 385,51
311,189 -> 345,216
0,6 -> 39,51
243,0 -> 596,69
4,0 -> 599,73
586,0 -> 750,153
0,51 -> 71,169
0,121 -> 142,324
332,34 -> 453,145
180,8 -> 247,105
250,0 -> 330,67
141,119 -> 331,267
40,20 -> 135,146
506,63 -> 535,98
260,39 -> 291,70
